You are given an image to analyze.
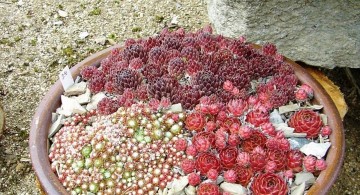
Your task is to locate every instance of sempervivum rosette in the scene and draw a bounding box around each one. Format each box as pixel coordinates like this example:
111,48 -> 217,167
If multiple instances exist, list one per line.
48,25 -> 333,194
289,109 -> 323,138
195,152 -> 221,175
251,173 -> 288,195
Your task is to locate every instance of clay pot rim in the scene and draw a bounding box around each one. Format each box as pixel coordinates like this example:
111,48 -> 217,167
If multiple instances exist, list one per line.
29,44 -> 345,195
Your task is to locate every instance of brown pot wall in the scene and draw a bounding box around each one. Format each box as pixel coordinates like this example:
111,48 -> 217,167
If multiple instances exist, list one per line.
29,45 -> 345,195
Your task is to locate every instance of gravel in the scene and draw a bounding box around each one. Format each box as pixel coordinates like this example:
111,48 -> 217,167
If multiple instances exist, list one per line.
0,0 -> 208,194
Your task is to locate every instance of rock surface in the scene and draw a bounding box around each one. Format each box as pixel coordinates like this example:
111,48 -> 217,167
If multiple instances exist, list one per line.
207,0 -> 360,68
0,105 -> 4,137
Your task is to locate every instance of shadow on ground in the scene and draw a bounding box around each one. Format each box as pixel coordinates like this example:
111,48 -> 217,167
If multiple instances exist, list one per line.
321,67 -> 360,195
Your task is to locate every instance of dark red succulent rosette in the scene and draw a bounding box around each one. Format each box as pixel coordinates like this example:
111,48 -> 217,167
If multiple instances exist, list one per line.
241,130 -> 267,153
195,152 -> 221,175
219,146 -> 238,169
251,173 -> 288,195
289,109 -> 323,138
234,166 -> 254,186
267,149 -> 287,172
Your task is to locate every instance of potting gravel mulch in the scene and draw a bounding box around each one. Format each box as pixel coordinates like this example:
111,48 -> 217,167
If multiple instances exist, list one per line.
0,0 -> 359,194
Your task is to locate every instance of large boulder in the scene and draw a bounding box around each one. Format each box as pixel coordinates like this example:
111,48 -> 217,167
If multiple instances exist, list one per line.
207,0 -> 360,68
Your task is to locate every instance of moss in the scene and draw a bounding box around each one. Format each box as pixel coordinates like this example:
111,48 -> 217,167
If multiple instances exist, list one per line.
62,47 -> 75,57
0,38 -> 10,45
18,25 -> 26,32
155,15 -> 164,23
108,33 -> 117,40
14,37 -> 21,42
57,4 -> 64,10
80,4 -> 86,9
30,39 -> 37,46
89,7 -> 101,16
132,27 -> 142,32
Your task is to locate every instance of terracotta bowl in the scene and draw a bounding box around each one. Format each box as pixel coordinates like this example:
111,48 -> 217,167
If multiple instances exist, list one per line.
29,45 -> 345,195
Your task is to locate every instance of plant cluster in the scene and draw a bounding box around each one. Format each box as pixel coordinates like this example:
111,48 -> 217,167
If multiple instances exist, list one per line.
49,26 -> 332,194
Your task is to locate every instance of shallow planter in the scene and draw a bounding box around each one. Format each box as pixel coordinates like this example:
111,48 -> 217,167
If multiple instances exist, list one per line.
29,45 -> 345,195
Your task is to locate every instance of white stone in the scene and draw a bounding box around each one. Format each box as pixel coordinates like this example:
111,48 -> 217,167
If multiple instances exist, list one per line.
184,186 -> 196,195
171,15 -> 179,25
220,182 -> 247,195
56,107 -> 72,117
320,114 -> 328,125
291,182 -> 305,195
216,176 -> 224,184
168,103 -> 183,113
17,0 -> 24,6
171,176 -> 188,193
294,172 -> 315,186
86,92 -> 106,111
300,142 -> 331,159
48,114 -> 64,138
53,21 -> 63,25
58,10 -> 68,17
64,81 -> 87,96
94,36 -> 107,45
61,95 -> 87,115
71,88 -> 91,104
270,109 -> 284,124
278,104 -> 300,114
302,104 -> 323,110
288,138 -> 311,150
79,32 -> 89,39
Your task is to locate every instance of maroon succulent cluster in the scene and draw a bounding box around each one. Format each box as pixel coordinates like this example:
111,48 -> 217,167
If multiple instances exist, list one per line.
80,25 -> 297,115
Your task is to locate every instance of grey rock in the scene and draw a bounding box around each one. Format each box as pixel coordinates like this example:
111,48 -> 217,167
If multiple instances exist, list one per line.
270,109 -> 283,124
64,81 -> 87,96
208,0 -> 360,68
51,112 -> 58,123
216,175 -> 224,184
48,114 -> 64,138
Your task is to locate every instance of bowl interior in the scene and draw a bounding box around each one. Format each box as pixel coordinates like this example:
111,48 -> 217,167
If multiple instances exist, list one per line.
29,45 -> 345,195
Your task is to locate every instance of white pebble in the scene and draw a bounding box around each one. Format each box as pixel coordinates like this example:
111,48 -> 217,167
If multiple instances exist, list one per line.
58,10 -> 68,17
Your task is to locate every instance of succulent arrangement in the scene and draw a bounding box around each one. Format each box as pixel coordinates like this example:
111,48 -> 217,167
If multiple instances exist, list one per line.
49,26 -> 333,195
